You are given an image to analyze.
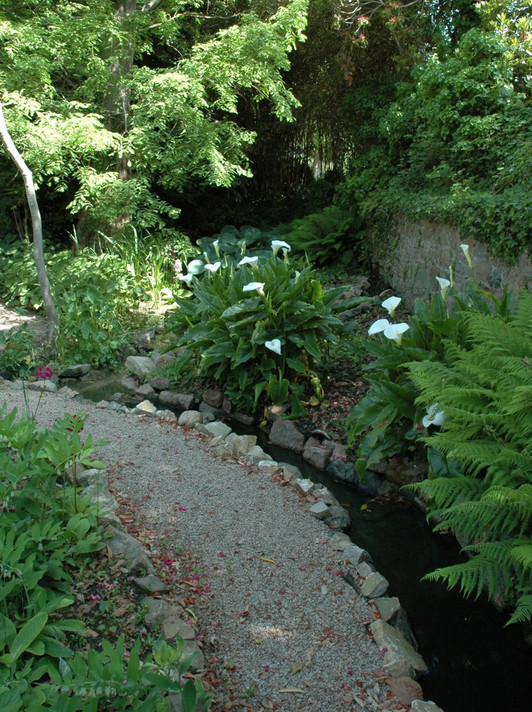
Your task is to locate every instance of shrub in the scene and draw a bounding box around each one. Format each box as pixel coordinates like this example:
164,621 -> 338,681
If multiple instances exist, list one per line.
405,291 -> 532,625
346,252 -> 513,476
279,205 -> 364,267
165,246 -> 344,414
0,325 -> 36,378
0,235 -> 196,367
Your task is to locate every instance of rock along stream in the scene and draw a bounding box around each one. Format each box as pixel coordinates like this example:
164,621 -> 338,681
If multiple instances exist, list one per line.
76,379 -> 531,712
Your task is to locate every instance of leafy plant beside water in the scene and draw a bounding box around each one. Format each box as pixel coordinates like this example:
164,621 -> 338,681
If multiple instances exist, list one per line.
404,291 -> 532,625
0,230 -> 198,368
165,239 -> 344,415
346,250 -> 514,477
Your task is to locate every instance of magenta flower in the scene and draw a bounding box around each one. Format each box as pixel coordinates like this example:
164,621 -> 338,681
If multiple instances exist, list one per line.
37,366 -> 53,380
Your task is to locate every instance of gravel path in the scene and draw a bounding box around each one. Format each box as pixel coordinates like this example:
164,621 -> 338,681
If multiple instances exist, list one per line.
1,381 -> 403,711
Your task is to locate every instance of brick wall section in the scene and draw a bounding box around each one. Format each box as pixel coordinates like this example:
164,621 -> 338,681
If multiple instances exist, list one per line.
375,217 -> 532,307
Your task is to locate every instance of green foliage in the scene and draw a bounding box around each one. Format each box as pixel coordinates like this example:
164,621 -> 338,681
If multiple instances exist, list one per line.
165,247 -> 343,414
339,17 -> 532,261
93,227 -> 197,306
0,0 -> 308,243
346,270 -> 514,475
0,326 -> 36,377
0,233 -> 193,366
405,291 -> 532,623
279,205 -> 364,267
194,224 -> 280,269
0,403 -> 211,710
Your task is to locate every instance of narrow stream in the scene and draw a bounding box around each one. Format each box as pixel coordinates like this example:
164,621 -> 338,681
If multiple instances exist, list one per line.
74,381 -> 532,712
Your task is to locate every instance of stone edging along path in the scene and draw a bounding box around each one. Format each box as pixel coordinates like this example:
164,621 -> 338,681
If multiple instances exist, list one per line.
6,372 -> 444,712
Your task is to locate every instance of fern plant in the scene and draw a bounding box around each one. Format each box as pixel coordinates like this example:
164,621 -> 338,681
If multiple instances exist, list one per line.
406,291 -> 532,624
280,205 -> 363,266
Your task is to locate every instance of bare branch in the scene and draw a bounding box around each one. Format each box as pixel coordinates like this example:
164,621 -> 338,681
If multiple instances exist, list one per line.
142,0 -> 166,12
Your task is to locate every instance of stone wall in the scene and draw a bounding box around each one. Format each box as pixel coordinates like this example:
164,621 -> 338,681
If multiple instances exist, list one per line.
376,217 -> 532,307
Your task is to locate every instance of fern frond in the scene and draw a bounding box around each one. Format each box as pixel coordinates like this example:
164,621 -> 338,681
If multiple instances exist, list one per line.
513,290 -> 532,332
507,594 -> 532,625
507,538 -> 532,573
422,554 -> 506,600
406,476 -> 484,510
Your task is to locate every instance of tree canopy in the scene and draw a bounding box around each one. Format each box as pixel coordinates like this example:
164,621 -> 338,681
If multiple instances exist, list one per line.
0,0 -> 308,241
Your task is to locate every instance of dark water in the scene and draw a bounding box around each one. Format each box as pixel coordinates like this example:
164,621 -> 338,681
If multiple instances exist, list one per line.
76,381 -> 532,712
267,447 -> 532,712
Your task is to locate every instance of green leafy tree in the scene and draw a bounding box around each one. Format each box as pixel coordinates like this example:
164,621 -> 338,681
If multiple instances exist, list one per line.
0,0 -> 308,242
337,1 -> 531,260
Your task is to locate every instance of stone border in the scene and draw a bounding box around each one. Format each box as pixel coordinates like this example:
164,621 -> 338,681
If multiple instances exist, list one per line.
64,463 -> 206,712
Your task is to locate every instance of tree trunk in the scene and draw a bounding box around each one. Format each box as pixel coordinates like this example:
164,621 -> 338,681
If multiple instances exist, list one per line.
102,0 -> 138,232
0,103 -> 58,344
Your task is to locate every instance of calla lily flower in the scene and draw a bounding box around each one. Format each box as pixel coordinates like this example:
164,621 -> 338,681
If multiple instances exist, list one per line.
422,403 -> 445,428
384,322 -> 409,344
460,243 -> 473,269
271,240 -> 291,256
436,276 -> 451,300
187,259 -> 205,275
265,338 -> 282,355
368,318 -> 390,335
238,256 -> 259,267
204,262 -> 221,273
243,281 -> 265,295
382,296 -> 401,317
178,273 -> 194,284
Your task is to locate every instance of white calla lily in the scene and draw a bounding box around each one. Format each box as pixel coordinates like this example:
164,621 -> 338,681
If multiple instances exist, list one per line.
436,276 -> 451,300
422,403 -> 445,428
178,273 -> 193,284
238,256 -> 259,267
271,240 -> 291,256
243,281 -> 265,295
368,318 -> 390,335
382,296 -> 401,317
460,243 -> 473,269
384,322 -> 409,344
204,262 -> 221,273
265,338 -> 282,355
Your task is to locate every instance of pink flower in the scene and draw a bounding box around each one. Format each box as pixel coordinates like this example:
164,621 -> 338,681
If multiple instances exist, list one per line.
163,557 -> 174,566
179,506 -> 187,511
37,366 -> 53,380
173,449 -> 179,454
